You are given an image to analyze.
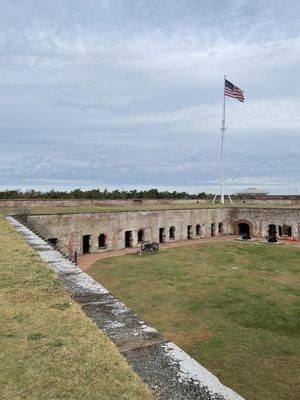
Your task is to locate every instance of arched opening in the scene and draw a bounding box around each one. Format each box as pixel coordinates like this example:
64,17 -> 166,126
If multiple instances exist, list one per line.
137,229 -> 144,243
196,224 -> 201,236
218,223 -> 223,234
98,233 -> 106,248
169,226 -> 175,239
211,223 -> 216,236
234,219 -> 253,237
238,223 -> 250,236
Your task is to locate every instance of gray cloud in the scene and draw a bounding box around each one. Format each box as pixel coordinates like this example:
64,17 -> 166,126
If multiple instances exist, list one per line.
0,0 -> 299,193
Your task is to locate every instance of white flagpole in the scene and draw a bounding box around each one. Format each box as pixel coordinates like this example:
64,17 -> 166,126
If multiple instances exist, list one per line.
220,75 -> 226,204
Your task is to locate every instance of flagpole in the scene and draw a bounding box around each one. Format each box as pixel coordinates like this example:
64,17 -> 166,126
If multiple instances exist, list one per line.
220,75 -> 226,204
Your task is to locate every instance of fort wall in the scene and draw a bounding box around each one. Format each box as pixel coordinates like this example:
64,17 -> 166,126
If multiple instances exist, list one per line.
28,208 -> 229,255
230,208 -> 300,240
27,207 -> 300,255
1,196 -> 300,208
0,199 -> 207,207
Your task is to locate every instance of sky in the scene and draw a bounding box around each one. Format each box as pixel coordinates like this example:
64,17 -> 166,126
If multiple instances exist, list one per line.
0,0 -> 299,194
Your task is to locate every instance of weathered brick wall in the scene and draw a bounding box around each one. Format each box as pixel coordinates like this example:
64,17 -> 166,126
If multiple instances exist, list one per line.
28,207 -> 300,255
230,208 -> 300,239
0,198 -> 207,207
28,208 -> 229,255
240,199 -> 293,205
1,197 -> 300,208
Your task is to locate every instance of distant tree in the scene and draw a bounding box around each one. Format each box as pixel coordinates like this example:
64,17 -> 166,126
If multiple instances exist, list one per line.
0,188 -> 213,200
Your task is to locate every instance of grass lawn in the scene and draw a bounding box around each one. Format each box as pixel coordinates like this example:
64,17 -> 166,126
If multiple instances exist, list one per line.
1,201 -> 300,215
0,216 -> 157,400
88,242 -> 300,400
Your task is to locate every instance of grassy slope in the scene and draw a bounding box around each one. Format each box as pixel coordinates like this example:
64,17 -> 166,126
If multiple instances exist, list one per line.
0,216 -> 156,400
88,242 -> 300,400
2,201 -> 300,215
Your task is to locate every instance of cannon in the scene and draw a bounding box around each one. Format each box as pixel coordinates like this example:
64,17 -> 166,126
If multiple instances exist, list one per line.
140,241 -> 159,253
242,233 -> 251,240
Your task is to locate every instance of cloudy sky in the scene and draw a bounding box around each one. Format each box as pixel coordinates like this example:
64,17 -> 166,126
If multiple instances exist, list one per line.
0,0 -> 299,194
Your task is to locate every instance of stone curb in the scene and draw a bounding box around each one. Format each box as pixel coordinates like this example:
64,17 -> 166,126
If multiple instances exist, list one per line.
7,216 -> 245,400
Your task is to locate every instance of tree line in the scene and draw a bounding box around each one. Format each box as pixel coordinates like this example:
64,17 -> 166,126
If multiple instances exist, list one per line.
0,188 -> 210,200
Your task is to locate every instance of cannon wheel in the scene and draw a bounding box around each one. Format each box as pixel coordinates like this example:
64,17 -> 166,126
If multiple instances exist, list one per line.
141,241 -> 150,252
150,242 -> 159,253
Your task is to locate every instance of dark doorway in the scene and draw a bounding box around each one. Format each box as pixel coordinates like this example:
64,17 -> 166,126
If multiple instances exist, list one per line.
187,225 -> 193,239
218,223 -> 223,234
278,226 -> 283,236
268,224 -> 277,242
83,235 -> 91,254
268,224 -> 276,236
137,229 -> 144,243
98,233 -> 106,248
159,228 -> 165,243
196,224 -> 201,236
48,237 -> 58,249
169,226 -> 175,239
125,231 -> 133,248
211,223 -> 216,236
238,223 -> 250,236
283,225 -> 292,236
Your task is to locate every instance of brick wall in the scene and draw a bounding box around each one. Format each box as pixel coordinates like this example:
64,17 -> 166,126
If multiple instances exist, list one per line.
28,207 -> 300,255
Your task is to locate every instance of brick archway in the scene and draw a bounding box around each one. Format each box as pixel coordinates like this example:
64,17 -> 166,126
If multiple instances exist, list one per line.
233,219 -> 253,237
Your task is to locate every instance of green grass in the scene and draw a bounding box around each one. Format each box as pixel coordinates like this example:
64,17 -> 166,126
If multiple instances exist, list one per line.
0,216 -> 157,400
88,242 -> 300,400
1,201 -> 299,215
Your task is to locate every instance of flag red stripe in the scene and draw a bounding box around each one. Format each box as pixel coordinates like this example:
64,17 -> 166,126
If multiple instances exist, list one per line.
224,86 -> 245,101
225,91 -> 244,98
225,94 -> 244,102
225,88 -> 244,94
225,91 -> 244,97
225,89 -> 244,95
225,93 -> 244,99
224,79 -> 245,102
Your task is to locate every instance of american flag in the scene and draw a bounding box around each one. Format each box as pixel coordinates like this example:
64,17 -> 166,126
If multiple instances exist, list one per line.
224,79 -> 244,102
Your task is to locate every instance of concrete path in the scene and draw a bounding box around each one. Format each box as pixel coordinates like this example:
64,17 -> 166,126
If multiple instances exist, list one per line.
7,216 -> 244,400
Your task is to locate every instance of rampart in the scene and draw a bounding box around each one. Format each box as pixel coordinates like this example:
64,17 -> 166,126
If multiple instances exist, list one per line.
27,207 -> 300,256
1,195 -> 300,208
0,198 -> 207,207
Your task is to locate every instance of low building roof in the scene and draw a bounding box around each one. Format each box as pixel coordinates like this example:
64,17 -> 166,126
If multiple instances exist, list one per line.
236,187 -> 268,195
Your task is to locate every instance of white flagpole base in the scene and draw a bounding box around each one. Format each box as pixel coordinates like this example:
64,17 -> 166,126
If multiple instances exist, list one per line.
212,194 -> 232,204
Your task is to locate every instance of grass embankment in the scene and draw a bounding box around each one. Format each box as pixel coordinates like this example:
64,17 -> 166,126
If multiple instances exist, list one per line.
2,201 -> 300,215
89,242 -> 300,400
0,216 -> 156,400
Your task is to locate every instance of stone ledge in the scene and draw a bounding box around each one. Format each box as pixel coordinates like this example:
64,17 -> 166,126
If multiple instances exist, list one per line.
6,216 -> 244,400
123,341 -> 242,400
